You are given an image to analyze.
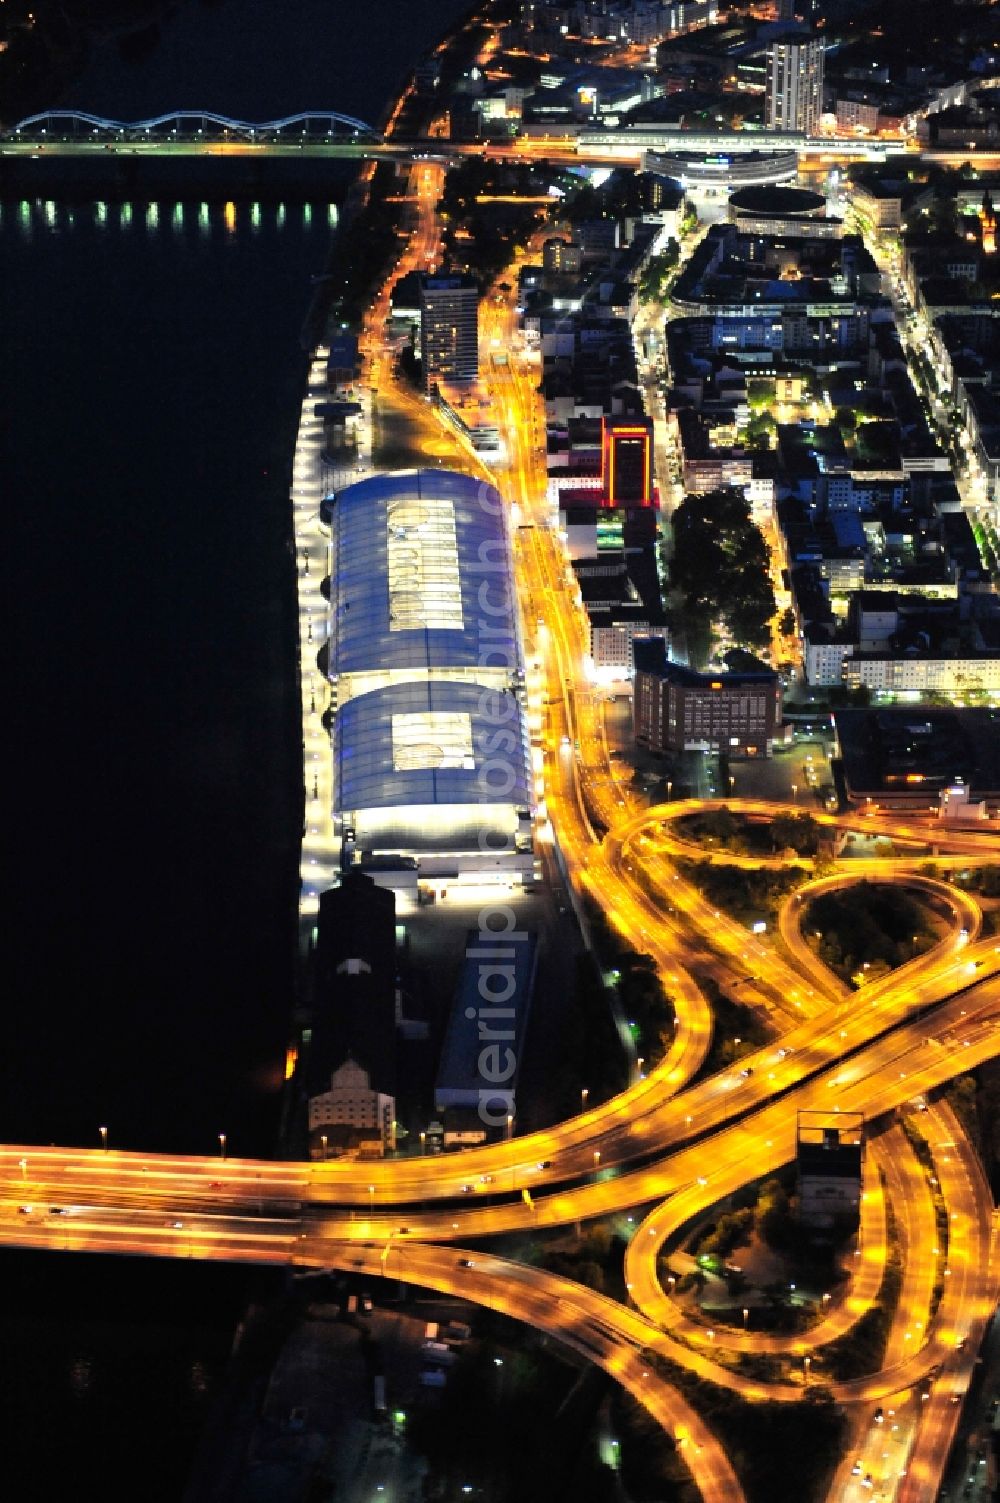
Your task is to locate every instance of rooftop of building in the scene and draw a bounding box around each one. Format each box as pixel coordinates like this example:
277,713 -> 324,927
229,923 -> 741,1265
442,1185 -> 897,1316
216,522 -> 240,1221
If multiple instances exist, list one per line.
729,185 -> 826,217
834,707 -> 1000,799
334,678 -> 531,818
324,469 -> 516,680
420,271 -> 480,294
634,637 -> 777,687
327,332 -> 359,368
435,929 -> 539,1104
573,547 -> 666,620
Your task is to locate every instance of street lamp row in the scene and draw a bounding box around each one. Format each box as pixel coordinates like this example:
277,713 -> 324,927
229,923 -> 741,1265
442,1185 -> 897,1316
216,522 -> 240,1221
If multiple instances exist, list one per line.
87,1126 -> 228,1157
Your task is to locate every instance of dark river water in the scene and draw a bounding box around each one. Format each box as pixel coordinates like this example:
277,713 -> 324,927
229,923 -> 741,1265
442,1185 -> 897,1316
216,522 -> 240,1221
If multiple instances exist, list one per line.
0,1 -> 473,1496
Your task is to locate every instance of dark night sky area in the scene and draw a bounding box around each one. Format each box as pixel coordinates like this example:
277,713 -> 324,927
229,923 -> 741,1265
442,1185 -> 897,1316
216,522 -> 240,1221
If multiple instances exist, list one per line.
64,0 -> 476,124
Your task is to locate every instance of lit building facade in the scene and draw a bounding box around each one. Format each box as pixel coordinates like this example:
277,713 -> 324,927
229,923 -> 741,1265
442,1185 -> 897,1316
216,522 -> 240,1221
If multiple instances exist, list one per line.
841,652 -> 1000,698
634,639 -> 781,757
602,415 -> 654,505
420,273 -> 479,392
764,37 -> 824,136
311,870 -> 398,1105
591,619 -> 666,675
556,416 -> 659,556
797,1112 -> 863,1229
309,1058 -> 395,1152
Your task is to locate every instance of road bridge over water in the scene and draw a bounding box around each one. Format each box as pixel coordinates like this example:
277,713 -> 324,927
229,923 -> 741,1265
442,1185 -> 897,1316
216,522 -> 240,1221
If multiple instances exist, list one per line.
6,110 -> 1000,176
3,108 -> 385,146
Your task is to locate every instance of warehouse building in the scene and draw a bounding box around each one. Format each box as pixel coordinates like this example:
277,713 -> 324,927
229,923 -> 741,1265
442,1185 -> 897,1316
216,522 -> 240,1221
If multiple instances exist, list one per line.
434,928 -> 539,1136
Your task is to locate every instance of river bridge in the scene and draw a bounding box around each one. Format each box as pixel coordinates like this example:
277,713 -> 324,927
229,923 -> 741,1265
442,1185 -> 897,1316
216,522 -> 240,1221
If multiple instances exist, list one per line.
6,110 -> 1000,174
3,108 -> 385,149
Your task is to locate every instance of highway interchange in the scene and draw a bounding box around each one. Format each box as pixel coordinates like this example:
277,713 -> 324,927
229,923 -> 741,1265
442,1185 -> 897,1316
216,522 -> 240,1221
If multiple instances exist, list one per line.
6,84 -> 1000,1503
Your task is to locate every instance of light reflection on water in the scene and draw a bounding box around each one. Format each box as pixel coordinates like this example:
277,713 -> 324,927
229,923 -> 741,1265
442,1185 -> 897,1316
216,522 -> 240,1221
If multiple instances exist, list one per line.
3,198 -> 337,238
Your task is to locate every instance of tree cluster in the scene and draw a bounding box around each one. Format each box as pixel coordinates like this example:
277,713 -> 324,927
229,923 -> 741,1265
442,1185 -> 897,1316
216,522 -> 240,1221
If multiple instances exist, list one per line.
695,1207 -> 753,1262
409,1341 -> 625,1503
562,169 -> 649,224
323,163 -> 405,328
437,159 -> 545,283
696,979 -> 767,1078
616,950 -> 676,1061
638,241 -> 680,303
964,1062 -> 1000,1199
540,1223 -> 627,1300
853,420 -> 901,468
806,881 -> 936,987
639,1352 -> 845,1503
820,1226 -> 903,1382
769,812 -> 822,857
585,899 -> 676,1065
667,489 -> 775,664
609,1391 -> 692,1503
681,859 -> 803,927
955,866 -> 1000,898
684,807 -> 821,860
744,410 -> 775,450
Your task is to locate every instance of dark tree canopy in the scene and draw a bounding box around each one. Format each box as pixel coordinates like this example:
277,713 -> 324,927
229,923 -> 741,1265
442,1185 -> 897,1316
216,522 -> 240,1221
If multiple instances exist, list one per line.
668,488 -> 776,664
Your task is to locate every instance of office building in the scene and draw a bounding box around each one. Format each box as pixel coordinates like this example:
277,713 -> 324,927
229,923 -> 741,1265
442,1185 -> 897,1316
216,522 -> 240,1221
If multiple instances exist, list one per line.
633,639 -> 781,758
727,185 -> 840,240
603,415 -> 654,506
542,236 -> 583,277
764,37 -> 824,136
420,273 -> 479,392
555,416 -> 659,556
832,708 -> 1000,813
434,929 -> 538,1134
573,552 -> 668,679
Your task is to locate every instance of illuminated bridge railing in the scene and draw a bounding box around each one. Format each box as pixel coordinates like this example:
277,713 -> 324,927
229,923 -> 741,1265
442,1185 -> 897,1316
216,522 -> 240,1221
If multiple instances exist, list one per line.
4,109 -> 383,145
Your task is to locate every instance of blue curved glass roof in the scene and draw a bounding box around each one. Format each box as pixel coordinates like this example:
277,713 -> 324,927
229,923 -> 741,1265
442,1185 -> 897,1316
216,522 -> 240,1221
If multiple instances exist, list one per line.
335,680 -> 531,814
328,470 -> 518,679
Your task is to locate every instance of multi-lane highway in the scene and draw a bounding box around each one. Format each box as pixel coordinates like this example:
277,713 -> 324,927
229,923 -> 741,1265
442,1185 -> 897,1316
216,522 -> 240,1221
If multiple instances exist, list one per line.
293,145 -> 1000,1498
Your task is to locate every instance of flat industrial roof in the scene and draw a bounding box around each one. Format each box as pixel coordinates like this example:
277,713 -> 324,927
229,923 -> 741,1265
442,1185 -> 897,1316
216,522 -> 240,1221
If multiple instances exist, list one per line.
834,707 -> 1000,799
435,929 -> 538,1109
729,184 -> 826,215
